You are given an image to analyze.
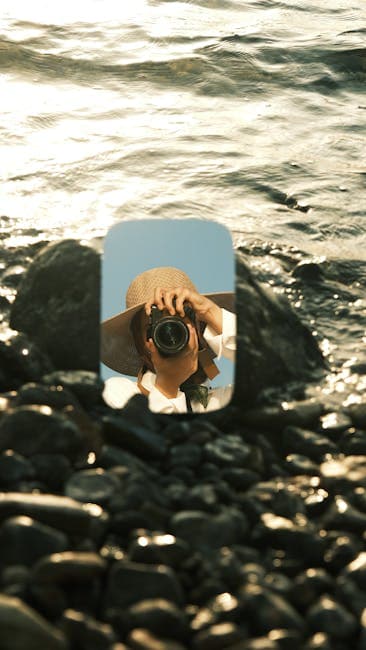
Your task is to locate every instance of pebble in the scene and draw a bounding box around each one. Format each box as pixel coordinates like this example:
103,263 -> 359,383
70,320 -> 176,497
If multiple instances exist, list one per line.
171,508 -> 248,550
123,598 -> 190,642
203,435 -> 253,467
321,495 -> 366,532
0,328 -> 53,391
32,551 -> 106,584
126,628 -> 187,649
0,515 -> 69,568
238,583 -> 304,633
0,593 -> 67,649
0,404 -> 84,461
42,370 -> 104,407
193,621 -> 246,649
289,568 -> 334,609
320,456 -> 366,488
65,468 -> 121,506
306,594 -> 357,639
346,401 -> 366,429
0,450 -> 34,486
244,400 -> 324,432
60,608 -> 116,650
104,560 -> 185,610
31,453 -> 72,491
319,411 -> 353,436
128,532 -> 190,567
15,381 -> 80,410
282,425 -> 337,460
103,413 -> 168,459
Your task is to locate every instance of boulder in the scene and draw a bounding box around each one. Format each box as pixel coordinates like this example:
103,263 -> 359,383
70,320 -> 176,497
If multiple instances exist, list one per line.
233,252 -> 326,407
10,239 -> 99,371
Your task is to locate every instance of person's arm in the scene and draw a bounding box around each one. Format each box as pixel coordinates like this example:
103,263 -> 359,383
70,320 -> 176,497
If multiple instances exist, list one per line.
203,308 -> 236,361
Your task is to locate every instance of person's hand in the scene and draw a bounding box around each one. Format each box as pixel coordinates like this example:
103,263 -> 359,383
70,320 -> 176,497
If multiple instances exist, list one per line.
146,321 -> 199,399
144,286 -> 222,333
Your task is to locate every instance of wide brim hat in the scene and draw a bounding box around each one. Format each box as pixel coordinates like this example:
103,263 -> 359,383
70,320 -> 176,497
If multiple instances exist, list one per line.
101,266 -> 235,376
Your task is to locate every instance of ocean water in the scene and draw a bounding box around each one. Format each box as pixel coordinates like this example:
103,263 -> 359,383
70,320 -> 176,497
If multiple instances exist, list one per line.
1,0 -> 365,404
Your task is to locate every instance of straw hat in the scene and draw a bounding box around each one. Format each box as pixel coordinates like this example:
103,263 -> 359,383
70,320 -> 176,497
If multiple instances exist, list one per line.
101,266 -> 234,376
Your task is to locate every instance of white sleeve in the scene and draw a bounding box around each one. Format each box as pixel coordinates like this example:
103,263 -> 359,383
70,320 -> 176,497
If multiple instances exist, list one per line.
102,376 -> 141,409
203,308 -> 236,362
148,386 -> 187,414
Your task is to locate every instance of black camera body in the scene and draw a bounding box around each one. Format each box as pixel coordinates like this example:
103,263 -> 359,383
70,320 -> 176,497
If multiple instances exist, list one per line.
146,301 -> 196,357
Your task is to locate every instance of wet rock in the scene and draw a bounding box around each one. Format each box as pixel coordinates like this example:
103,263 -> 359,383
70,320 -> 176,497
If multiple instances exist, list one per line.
244,400 -> 324,433
306,594 -> 357,639
104,560 -> 184,610
289,569 -> 334,609
233,252 -> 325,407
169,444 -> 203,469
0,404 -> 84,460
0,492 -> 105,537
303,632 -> 332,649
0,327 -> 53,391
252,512 -> 326,562
0,516 -> 69,569
319,412 -> 353,436
240,480 -> 307,521
65,468 -> 121,506
292,261 -> 325,283
346,401 -> 366,429
220,468 -> 260,490
239,583 -> 304,633
324,534 -> 363,572
321,495 -> 366,532
32,551 -> 106,583
182,484 -> 218,513
42,370 -> 104,407
128,532 -> 190,567
334,574 -> 366,618
103,413 -> 168,460
15,381 -> 81,410
320,456 -> 366,488
284,454 -> 320,476
126,628 -> 186,649
61,608 -> 116,650
203,435 -> 254,467
122,598 -> 190,642
0,593 -> 67,649
340,552 -> 366,589
193,621 -> 246,649
31,453 -> 72,491
9,239 -> 100,371
267,628 -> 303,649
339,429 -> 366,455
1,265 -> 26,288
0,450 -> 34,486
170,508 -> 247,550
282,426 -> 337,461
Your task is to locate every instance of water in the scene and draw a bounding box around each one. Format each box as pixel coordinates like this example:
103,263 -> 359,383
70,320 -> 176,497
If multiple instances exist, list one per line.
1,0 -> 365,405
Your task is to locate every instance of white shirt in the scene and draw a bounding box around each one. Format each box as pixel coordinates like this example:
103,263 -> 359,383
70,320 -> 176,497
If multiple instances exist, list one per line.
103,308 -> 236,414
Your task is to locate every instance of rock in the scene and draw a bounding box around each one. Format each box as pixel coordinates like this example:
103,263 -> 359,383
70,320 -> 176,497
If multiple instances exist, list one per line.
169,444 -> 203,469
284,454 -> 320,476
324,534 -> 363,572
0,450 -> 34,486
14,381 -> 81,409
282,426 -> 337,461
289,568 -> 334,609
346,402 -> 366,429
232,252 -> 325,407
340,553 -> 366,590
31,454 -> 72,491
320,456 -> 366,488
0,516 -> 69,569
339,429 -> 366,455
65,468 -> 121,506
306,594 -> 357,639
122,598 -> 190,641
193,622 -> 246,649
0,492 -> 105,537
0,404 -> 84,461
202,435 -> 254,467
252,512 -> 325,563
244,400 -> 324,433
292,261 -> 325,283
239,583 -> 304,633
60,608 -> 116,650
128,533 -> 190,567
319,412 -> 353,436
321,496 -> 366,532
9,239 -> 99,371
170,508 -> 247,550
102,413 -> 168,460
104,560 -> 184,610
126,628 -> 186,649
302,632 -> 332,649
32,551 -> 107,583
0,593 -> 67,649
0,327 -> 53,391
42,370 -> 104,407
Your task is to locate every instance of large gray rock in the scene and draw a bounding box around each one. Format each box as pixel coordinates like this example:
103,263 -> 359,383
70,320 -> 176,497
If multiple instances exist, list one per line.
233,252 -> 325,406
10,239 -> 99,371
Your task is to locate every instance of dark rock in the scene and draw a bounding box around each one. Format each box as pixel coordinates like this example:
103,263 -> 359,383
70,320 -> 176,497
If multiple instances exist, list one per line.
346,401 -> 366,429
340,552 -> 366,589
220,468 -> 260,490
104,560 -> 184,610
252,512 -> 325,562
241,638 -> 281,649
182,484 -> 218,513
203,435 -> 254,467
244,400 -> 324,432
320,456 -> 366,488
284,454 -> 320,475
193,622 -> 246,649
319,412 -> 353,436
171,508 -> 247,550
0,492 -> 105,537
321,496 -> 366,532
0,450 -> 34,486
324,534 -> 363,573
282,426 -> 337,461
292,261 -> 325,283
42,370 -> 104,407
15,381 -> 81,410
0,593 -> 67,649
103,413 -> 167,460
302,632 -> 332,649
61,608 -> 116,650
306,594 -> 357,639
126,628 -> 186,649
0,328 -> 53,391
32,551 -> 106,583
31,453 -> 72,491
339,429 -> 366,455
28,582 -> 68,620
9,239 -> 100,371
0,404 -> 84,460
232,252 -> 325,407
0,515 -> 69,569
239,583 -> 304,633
334,574 -> 366,618
267,629 -> 303,650
1,265 -> 26,288
169,444 -> 203,469
65,468 -> 121,506
122,598 -> 190,641
289,569 -> 334,609
128,532 -> 190,567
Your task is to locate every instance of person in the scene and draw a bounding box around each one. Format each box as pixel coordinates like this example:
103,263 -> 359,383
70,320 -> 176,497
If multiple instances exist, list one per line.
101,266 -> 236,413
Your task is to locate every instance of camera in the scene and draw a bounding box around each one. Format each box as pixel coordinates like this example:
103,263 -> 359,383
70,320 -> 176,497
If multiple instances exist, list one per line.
146,300 -> 196,356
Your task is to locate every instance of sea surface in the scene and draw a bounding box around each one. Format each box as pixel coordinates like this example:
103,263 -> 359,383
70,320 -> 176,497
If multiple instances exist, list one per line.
1,0 -> 365,405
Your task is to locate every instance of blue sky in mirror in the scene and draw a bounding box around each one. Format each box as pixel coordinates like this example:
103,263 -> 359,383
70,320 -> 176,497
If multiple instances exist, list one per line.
101,219 -> 235,388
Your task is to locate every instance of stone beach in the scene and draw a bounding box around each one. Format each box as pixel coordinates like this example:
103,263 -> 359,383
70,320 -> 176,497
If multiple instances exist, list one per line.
0,240 -> 366,649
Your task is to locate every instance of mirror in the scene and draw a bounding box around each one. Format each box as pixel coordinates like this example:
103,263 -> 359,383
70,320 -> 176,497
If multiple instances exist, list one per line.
100,219 -> 236,414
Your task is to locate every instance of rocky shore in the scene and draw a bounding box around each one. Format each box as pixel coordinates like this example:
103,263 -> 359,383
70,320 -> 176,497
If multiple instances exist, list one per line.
0,239 -> 366,650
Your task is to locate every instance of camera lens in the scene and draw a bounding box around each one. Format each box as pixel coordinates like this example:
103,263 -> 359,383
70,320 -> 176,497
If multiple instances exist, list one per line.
154,319 -> 189,355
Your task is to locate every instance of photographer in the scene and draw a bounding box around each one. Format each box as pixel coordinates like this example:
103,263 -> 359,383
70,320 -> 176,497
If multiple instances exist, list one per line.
101,267 -> 236,413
